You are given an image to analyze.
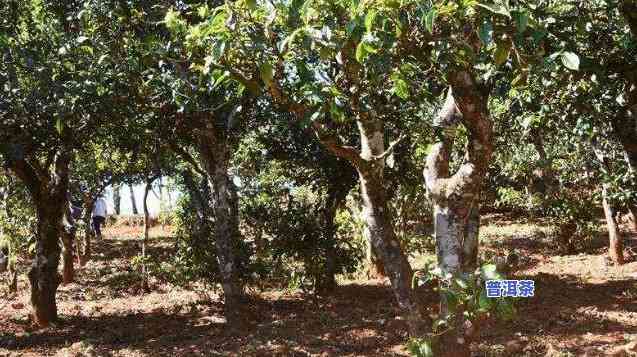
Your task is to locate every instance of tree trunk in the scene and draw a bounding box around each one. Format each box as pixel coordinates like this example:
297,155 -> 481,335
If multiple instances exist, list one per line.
9,266 -> 17,293
364,225 -> 386,279
113,183 -> 121,215
353,119 -> 430,337
61,197 -> 75,284
615,3 -> 637,233
593,144 -> 626,265
530,128 -> 556,199
141,178 -> 153,292
601,184 -> 625,265
196,125 -> 245,327
78,196 -> 95,266
627,206 -> 637,232
61,231 -> 74,285
316,184 -> 352,294
129,184 -> 139,215
424,74 -> 493,357
28,191 -> 68,326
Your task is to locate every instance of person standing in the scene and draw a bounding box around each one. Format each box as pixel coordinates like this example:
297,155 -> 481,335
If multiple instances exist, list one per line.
92,194 -> 108,239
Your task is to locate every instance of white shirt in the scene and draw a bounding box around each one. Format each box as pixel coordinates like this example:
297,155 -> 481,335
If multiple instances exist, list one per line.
92,198 -> 107,218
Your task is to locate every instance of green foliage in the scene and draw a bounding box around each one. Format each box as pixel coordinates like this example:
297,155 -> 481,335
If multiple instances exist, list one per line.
169,180 -> 219,287
409,263 -> 517,355
0,175 -> 35,264
240,167 -> 363,292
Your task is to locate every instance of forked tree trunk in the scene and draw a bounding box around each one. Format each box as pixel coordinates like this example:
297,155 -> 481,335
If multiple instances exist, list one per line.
424,72 -> 493,357
196,124 -> 245,327
268,57 -> 429,337
21,153 -> 71,327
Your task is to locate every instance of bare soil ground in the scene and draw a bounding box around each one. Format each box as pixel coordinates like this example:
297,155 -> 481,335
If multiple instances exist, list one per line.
1,217 -> 636,356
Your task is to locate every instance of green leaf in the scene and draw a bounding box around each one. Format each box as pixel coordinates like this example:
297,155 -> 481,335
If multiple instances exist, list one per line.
513,10 -> 529,34
454,277 -> 468,290
97,54 -> 108,65
365,10 -> 377,32
423,8 -> 437,34
478,20 -> 493,45
79,46 -> 94,55
245,0 -> 257,10
494,40 -> 511,65
279,27 -> 305,53
561,51 -> 580,71
407,338 -> 434,357
55,118 -> 63,135
197,4 -> 209,18
480,263 -> 502,280
355,42 -> 367,63
394,79 -> 409,99
259,62 -> 274,88
477,2 -> 511,18
390,72 -> 409,99
211,41 -> 226,62
478,290 -> 494,311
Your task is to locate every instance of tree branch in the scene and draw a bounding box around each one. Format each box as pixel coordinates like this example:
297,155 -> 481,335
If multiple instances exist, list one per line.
311,121 -> 362,168
168,142 -> 206,176
372,134 -> 406,161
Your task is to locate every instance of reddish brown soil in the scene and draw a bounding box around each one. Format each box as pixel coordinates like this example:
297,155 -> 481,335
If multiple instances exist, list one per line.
1,219 -> 636,356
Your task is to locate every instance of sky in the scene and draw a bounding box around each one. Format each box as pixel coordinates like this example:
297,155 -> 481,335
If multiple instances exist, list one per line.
102,181 -> 181,217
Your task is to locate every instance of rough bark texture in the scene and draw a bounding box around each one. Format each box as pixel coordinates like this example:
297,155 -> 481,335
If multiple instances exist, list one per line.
78,195 -> 95,266
9,151 -> 71,327
617,1 -> 637,232
627,206 -> 637,232
61,231 -> 74,285
529,128 -> 556,198
61,198 -> 75,284
112,183 -> 121,215
196,124 -> 245,327
593,146 -> 625,265
601,185 -> 625,265
351,119 -> 430,337
141,178 -> 154,292
424,72 -> 493,357
129,184 -> 139,215
365,229 -> 386,279
268,48 -> 428,337
316,182 -> 353,293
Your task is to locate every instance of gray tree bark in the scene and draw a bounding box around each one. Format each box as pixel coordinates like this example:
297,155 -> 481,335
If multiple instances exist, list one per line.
129,184 -> 139,215
9,150 -> 71,327
196,123 -> 245,327
593,145 -> 625,265
615,1 -> 637,232
112,183 -> 121,215
424,71 -> 493,357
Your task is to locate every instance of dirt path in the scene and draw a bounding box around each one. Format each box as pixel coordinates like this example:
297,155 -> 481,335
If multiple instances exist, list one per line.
1,220 -> 636,356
